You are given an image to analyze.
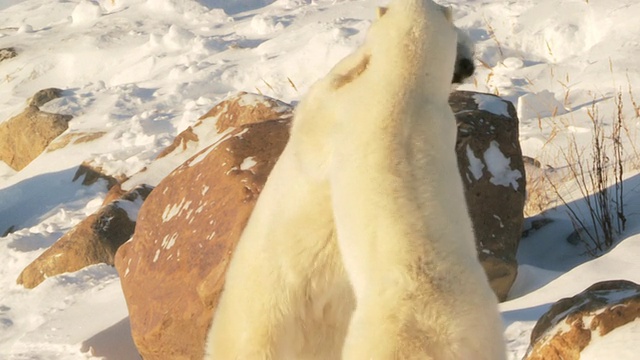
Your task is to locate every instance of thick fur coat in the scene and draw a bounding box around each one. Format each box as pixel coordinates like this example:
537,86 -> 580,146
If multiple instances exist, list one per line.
205,1 -> 506,359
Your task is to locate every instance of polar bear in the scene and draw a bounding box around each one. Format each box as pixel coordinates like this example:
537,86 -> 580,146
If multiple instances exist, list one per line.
205,0 -> 505,359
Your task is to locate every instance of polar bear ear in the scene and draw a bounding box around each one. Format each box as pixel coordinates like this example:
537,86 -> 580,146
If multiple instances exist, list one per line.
376,7 -> 388,18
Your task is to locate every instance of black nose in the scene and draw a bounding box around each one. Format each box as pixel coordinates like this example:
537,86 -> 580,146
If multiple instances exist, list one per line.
458,58 -> 475,76
452,58 -> 475,84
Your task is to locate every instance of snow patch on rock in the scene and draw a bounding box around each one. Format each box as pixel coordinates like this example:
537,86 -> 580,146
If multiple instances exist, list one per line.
484,141 -> 522,190
466,145 -> 485,181
474,94 -> 510,118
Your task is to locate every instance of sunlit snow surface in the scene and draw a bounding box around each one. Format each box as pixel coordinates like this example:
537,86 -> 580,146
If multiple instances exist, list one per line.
1,0 -> 640,358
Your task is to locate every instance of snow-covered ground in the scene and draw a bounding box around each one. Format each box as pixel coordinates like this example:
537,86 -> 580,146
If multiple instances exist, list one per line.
1,0 -> 639,358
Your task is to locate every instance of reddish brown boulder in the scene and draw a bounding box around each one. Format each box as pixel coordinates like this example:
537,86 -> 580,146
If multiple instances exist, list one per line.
0,88 -> 72,170
451,91 -> 526,301
525,280 -> 640,360
16,185 -> 152,289
0,105 -> 72,170
117,91 -> 525,359
115,94 -> 292,360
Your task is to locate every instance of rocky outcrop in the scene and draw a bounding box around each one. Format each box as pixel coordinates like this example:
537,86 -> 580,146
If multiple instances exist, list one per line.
451,91 -> 526,301
0,88 -> 71,171
525,280 -> 640,360
28,88 -> 64,107
17,185 -> 152,289
0,47 -> 17,62
116,91 -> 525,359
72,162 -> 122,188
115,94 -> 291,360
156,91 -> 292,159
47,132 -> 108,152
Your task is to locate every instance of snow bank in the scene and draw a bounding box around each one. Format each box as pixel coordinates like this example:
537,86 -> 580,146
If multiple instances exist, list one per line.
72,0 -> 102,25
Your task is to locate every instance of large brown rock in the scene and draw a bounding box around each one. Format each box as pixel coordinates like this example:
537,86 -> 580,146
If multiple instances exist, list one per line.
17,185 -> 152,289
0,105 -> 72,170
451,91 -> 526,301
115,93 -> 292,360
525,280 -> 640,360
117,91 -> 525,359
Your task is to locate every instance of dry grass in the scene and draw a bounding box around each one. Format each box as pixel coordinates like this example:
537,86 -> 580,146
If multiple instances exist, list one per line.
254,77 -> 299,99
538,89 -> 635,255
483,16 -> 504,59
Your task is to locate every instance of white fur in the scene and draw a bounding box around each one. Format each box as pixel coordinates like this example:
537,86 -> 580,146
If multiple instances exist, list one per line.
205,0 -> 506,359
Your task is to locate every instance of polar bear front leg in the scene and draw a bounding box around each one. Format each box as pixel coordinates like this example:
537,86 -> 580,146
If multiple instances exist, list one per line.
204,233 -> 294,359
205,147 -> 350,359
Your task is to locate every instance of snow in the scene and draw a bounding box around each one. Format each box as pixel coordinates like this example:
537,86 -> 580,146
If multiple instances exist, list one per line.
114,197 -> 144,222
1,0 -> 639,358
581,320 -> 640,360
240,156 -> 258,171
517,90 -> 567,121
71,1 -> 102,26
162,198 -> 189,223
484,141 -> 522,190
161,233 -> 179,251
466,145 -> 484,181
474,93 -> 510,117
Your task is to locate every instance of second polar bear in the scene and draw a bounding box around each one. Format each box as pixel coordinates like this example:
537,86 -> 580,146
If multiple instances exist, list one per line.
205,0 -> 506,359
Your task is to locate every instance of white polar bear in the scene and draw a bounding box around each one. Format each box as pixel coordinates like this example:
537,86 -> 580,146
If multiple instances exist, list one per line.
205,0 -> 506,359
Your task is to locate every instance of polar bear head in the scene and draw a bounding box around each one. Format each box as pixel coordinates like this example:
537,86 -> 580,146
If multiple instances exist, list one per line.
376,2 -> 475,84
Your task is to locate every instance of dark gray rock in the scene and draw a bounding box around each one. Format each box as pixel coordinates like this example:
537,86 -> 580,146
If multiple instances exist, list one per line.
451,90 -> 526,301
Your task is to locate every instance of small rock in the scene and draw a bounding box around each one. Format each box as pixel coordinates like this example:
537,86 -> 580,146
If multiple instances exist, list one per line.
525,280 -> 640,360
72,162 -> 121,188
28,88 -> 64,108
0,104 -> 72,171
0,47 -> 17,62
16,185 -> 153,289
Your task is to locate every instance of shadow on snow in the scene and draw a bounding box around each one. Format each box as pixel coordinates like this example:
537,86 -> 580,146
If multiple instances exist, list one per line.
509,170 -> 640,300
0,167 -> 108,242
